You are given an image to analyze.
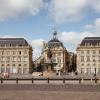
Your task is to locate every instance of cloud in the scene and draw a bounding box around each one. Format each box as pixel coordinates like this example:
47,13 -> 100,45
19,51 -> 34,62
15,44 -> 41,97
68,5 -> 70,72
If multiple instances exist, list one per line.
0,0 -> 44,21
0,0 -> 100,22
84,18 -> 100,34
91,0 -> 100,13
48,0 -> 89,23
84,24 -> 94,30
48,0 -> 100,23
31,39 -> 45,59
58,31 -> 96,51
59,31 -> 95,45
58,18 -> 100,51
31,39 -> 44,49
1,35 -> 25,38
95,18 -> 100,34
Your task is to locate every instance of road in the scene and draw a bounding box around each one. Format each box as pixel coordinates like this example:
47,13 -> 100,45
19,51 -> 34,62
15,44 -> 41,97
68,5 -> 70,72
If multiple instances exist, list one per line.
0,84 -> 100,100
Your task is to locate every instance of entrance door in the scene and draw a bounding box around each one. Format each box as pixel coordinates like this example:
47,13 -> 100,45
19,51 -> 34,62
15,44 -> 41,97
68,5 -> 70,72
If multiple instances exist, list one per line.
6,67 -> 10,73
12,66 -> 17,73
18,68 -> 21,74
23,68 -> 28,74
1,67 -> 5,73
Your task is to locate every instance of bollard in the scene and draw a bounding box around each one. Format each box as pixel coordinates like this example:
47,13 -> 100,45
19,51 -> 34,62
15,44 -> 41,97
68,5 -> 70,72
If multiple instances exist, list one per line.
1,78 -> 3,84
95,77 -> 97,84
63,78 -> 65,84
16,78 -> 18,84
79,78 -> 81,84
47,78 -> 49,84
32,78 -> 34,84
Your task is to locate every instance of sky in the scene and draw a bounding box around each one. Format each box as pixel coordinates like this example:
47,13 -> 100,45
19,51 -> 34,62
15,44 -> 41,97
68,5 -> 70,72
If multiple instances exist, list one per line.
0,0 -> 100,60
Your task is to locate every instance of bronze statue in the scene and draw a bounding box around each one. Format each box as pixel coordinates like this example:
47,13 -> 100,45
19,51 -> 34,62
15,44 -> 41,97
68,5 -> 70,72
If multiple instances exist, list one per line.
47,47 -> 52,59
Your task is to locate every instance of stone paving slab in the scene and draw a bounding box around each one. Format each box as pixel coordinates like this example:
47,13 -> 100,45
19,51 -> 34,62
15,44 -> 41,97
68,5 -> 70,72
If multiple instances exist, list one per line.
0,84 -> 100,100
0,91 -> 100,100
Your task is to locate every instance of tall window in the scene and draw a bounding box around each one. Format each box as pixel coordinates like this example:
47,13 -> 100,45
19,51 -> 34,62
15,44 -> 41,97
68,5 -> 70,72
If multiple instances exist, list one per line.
12,51 -> 16,55
87,50 -> 90,54
19,51 -> 21,55
99,56 -> 100,62
93,50 -> 96,54
81,68 -> 84,73
1,65 -> 5,73
18,56 -> 21,62
24,56 -> 28,62
6,56 -> 10,62
58,58 -> 61,63
52,59 -> 56,63
86,56 -> 90,62
81,56 -> 84,62
24,50 -> 27,55
99,50 -> 100,54
52,53 -> 56,58
81,64 -> 84,66
12,56 -> 16,62
81,51 -> 84,54
1,57 -> 5,62
98,68 -> 100,74
58,52 -> 61,56
1,51 -> 4,55
92,56 -> 96,62
87,68 -> 91,74
6,51 -> 10,55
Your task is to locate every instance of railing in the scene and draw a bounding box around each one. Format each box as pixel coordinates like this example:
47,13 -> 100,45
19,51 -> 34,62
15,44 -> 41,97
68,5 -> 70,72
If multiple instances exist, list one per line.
0,77 -> 99,84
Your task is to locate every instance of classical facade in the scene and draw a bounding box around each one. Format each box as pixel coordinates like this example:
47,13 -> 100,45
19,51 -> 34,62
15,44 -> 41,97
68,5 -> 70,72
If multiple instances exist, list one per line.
76,37 -> 100,74
0,38 -> 33,74
41,31 -> 68,75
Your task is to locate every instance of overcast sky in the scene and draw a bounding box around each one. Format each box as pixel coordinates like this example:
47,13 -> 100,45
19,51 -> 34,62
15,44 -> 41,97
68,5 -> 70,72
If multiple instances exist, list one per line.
0,0 -> 100,60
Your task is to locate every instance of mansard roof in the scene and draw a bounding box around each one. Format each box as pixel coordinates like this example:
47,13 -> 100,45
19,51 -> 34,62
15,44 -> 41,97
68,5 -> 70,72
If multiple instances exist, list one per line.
48,31 -> 64,48
0,38 -> 29,46
80,37 -> 100,46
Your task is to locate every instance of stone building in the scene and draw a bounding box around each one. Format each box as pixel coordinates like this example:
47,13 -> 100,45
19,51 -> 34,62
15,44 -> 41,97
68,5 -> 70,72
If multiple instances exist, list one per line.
76,37 -> 100,74
41,31 -> 68,75
0,38 -> 33,74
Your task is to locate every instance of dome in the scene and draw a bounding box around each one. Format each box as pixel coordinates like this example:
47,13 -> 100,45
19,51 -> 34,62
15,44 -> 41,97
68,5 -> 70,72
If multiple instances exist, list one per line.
48,31 -> 63,48
49,38 -> 61,43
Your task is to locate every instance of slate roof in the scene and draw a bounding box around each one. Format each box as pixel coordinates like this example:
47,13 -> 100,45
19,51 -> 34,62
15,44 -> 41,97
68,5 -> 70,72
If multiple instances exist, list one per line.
80,37 -> 100,46
49,38 -> 61,43
0,38 -> 29,46
48,32 -> 63,48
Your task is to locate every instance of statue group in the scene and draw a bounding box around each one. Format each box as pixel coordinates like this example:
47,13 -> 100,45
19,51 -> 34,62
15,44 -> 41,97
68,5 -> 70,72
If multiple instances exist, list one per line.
47,47 -> 52,59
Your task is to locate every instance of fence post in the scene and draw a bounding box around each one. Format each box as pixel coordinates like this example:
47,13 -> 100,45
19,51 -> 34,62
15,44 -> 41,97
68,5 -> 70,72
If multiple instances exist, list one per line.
95,77 -> 97,84
79,78 -> 81,84
47,78 -> 49,84
63,78 -> 65,84
1,78 -> 3,84
16,78 -> 18,84
32,78 -> 34,84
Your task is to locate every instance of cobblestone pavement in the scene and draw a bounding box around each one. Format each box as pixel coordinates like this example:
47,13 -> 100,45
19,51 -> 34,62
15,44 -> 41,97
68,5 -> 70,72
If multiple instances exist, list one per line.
0,84 -> 100,100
